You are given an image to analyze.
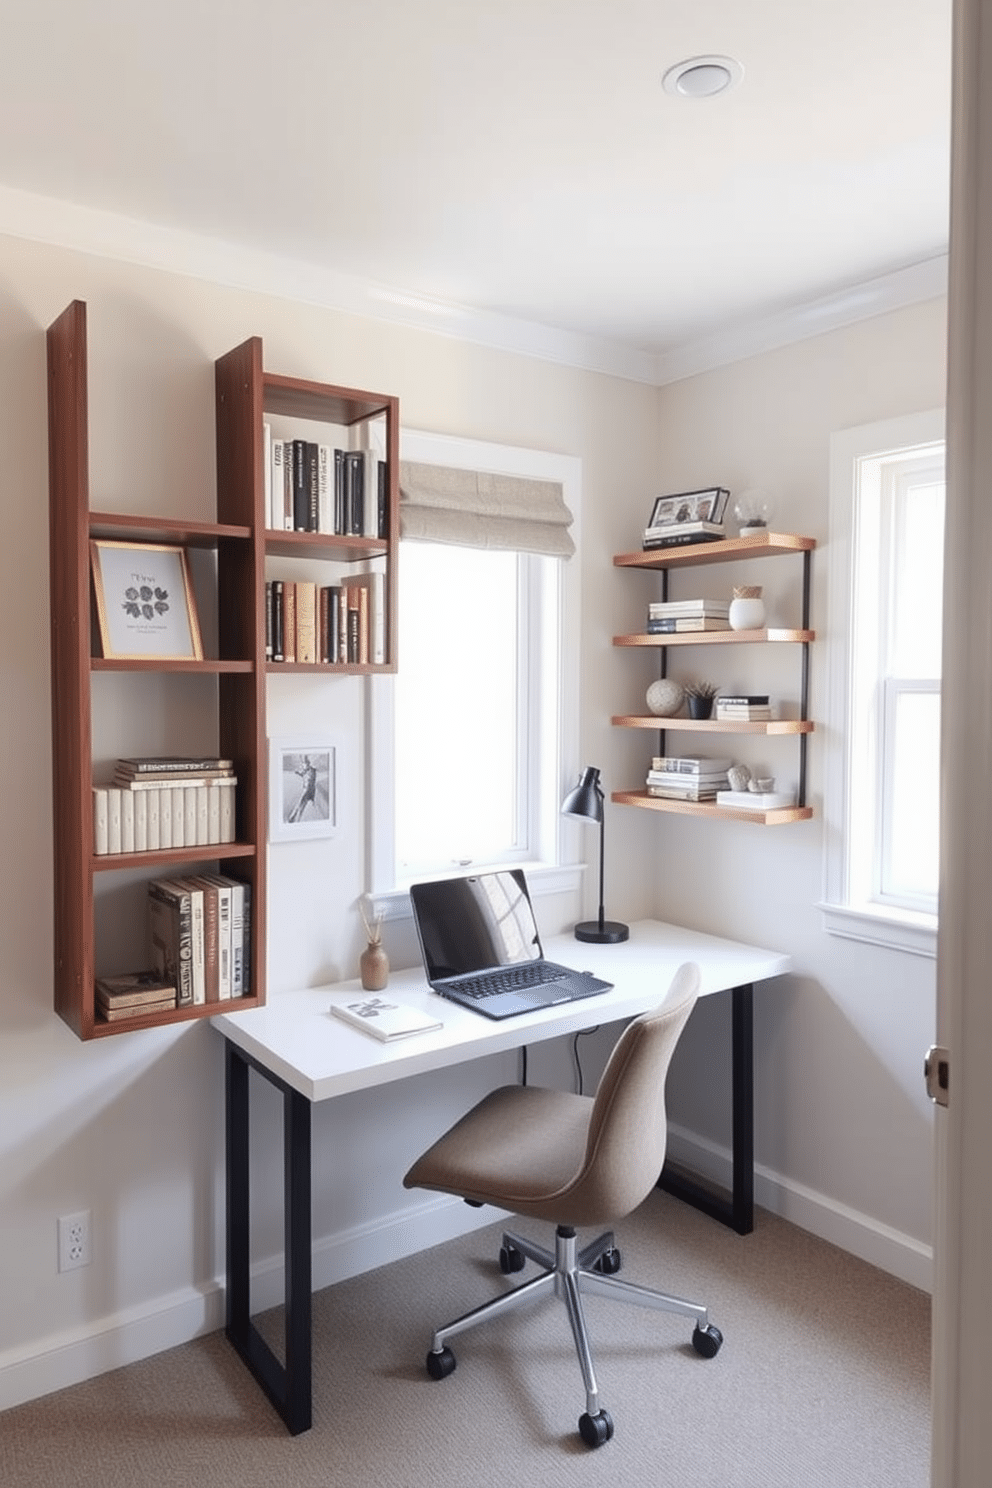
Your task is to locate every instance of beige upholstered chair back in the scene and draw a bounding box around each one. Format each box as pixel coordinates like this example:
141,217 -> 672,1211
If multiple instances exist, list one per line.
553,961 -> 699,1226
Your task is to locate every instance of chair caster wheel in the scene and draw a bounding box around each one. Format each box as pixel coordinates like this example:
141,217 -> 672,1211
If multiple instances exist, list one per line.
592,1246 -> 622,1275
426,1345 -> 457,1380
578,1409 -> 614,1447
499,1243 -> 526,1274
692,1322 -> 723,1358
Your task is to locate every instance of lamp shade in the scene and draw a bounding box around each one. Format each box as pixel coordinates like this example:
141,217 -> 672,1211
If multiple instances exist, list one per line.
561,765 -> 604,824
560,766 -> 628,944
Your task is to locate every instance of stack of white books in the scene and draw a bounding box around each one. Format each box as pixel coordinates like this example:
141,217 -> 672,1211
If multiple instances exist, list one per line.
713,694 -> 773,721
646,598 -> 731,634
646,755 -> 733,801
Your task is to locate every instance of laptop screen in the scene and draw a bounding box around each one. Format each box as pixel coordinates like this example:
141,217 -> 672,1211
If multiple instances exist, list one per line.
410,870 -> 544,982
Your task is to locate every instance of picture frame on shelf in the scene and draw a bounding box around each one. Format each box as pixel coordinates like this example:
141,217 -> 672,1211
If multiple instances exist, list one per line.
647,487 -> 729,530
90,539 -> 203,660
269,737 -> 337,842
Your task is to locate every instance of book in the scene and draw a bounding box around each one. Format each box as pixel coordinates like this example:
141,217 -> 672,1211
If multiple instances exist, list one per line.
283,581 -> 297,663
117,757 -> 234,774
107,787 -> 122,854
134,788 -> 148,852
113,769 -> 235,787
647,769 -> 729,785
295,580 -> 317,664
714,695 -> 769,706
646,783 -> 721,800
98,994 -> 177,1023
270,437 -> 284,530
650,756 -> 735,774
648,599 -> 731,616
715,706 -> 773,720
148,879 -> 194,1007
642,521 -> 727,549
146,788 -> 161,850
715,789 -> 797,810
271,579 -> 285,662
95,970 -> 176,1008
646,617 -> 731,632
188,877 -> 220,1002
93,786 -> 109,854
119,789 -> 134,853
330,995 -> 443,1042
158,786 -> 172,850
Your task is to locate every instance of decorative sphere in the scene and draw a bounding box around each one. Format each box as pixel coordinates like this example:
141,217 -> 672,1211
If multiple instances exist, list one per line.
646,679 -> 685,717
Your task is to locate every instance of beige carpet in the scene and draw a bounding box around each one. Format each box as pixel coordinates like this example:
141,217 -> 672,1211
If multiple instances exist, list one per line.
0,1192 -> 931,1487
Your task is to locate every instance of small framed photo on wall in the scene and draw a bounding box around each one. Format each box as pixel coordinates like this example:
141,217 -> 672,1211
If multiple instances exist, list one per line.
269,737 -> 337,842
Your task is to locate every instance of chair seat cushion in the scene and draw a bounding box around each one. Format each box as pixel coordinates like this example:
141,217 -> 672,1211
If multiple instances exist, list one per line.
403,1083 -> 594,1220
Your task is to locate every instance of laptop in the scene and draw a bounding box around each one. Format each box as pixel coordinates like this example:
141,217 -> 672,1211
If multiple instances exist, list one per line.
409,869 -> 613,1019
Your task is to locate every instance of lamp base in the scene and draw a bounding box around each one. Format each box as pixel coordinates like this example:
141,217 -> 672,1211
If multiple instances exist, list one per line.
574,920 -> 629,944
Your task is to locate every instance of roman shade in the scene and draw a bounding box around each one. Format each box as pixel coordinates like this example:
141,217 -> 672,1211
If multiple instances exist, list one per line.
399,460 -> 575,558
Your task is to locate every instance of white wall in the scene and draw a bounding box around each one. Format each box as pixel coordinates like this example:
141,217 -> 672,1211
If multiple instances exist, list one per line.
0,227 -> 946,1412
643,299 -> 947,1285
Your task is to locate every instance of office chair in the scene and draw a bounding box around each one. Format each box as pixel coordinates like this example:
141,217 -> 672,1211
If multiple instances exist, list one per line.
402,961 -> 722,1448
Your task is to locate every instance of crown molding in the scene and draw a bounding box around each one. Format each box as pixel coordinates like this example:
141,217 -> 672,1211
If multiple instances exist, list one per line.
0,183 -> 947,388
652,255 -> 949,385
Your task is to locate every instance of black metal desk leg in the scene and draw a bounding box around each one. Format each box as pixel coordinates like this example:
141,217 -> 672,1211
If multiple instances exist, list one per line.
730,982 -> 755,1234
659,981 -> 755,1235
223,1041 -> 314,1434
225,1041 -> 251,1350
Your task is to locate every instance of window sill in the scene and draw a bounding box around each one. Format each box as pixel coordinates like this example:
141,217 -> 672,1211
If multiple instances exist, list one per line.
819,901 -> 937,959
370,862 -> 584,925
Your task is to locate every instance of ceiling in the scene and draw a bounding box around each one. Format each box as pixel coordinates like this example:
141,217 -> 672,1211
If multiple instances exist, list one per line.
0,0 -> 953,383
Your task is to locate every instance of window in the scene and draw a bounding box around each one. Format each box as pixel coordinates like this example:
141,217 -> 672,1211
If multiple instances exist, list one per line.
823,409 -> 945,956
367,431 -> 581,910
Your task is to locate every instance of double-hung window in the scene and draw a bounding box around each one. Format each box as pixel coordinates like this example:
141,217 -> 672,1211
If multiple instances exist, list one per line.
823,408 -> 945,955
368,430 -> 581,910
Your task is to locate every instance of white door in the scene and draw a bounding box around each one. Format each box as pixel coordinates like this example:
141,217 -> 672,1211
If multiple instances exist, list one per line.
931,2 -> 992,1482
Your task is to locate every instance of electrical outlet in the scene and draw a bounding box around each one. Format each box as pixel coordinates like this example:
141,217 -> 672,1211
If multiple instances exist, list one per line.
58,1210 -> 91,1272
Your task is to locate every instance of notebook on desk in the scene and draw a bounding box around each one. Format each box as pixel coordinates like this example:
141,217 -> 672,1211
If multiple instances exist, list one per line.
409,869 -> 613,1020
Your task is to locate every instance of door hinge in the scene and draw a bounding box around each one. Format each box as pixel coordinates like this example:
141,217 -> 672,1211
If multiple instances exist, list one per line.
924,1045 -> 950,1106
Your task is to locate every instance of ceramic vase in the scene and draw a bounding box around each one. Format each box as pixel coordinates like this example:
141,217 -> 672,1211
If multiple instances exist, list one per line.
360,941 -> 389,991
728,585 -> 766,631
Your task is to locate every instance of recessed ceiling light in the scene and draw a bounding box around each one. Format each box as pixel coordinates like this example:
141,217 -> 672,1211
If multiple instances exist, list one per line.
662,55 -> 743,99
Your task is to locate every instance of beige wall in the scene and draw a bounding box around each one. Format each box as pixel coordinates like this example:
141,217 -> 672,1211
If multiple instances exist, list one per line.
649,299 -> 947,1270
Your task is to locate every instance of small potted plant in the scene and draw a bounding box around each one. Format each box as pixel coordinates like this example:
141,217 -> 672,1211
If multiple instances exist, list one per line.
683,680 -> 719,720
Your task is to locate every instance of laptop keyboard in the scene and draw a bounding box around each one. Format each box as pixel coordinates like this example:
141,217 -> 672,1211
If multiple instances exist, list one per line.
455,963 -> 568,1000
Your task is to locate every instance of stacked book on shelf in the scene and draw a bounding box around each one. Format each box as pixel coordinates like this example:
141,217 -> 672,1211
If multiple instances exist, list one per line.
713,694 -> 773,721
642,487 -> 730,550
645,755 -> 733,802
266,574 -> 385,666
148,873 -> 252,1009
646,598 -> 731,634
96,970 -> 177,1023
263,425 -> 388,539
93,758 -> 237,856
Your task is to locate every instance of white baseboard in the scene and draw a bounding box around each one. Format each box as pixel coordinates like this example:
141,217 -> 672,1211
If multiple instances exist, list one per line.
1,1148 -> 931,1414
666,1126 -> 933,1293
0,1195 -> 497,1414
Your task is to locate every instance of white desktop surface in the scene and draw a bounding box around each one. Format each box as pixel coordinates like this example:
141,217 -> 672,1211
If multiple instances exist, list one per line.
214,919 -> 790,1103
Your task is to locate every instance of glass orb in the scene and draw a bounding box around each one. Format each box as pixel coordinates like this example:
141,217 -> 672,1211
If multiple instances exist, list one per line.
733,488 -> 775,534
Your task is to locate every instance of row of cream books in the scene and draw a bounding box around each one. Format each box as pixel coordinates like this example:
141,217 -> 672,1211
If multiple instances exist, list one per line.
93,757 -> 236,855
262,426 -> 387,539
148,874 -> 252,1008
646,755 -> 732,801
266,574 -> 385,666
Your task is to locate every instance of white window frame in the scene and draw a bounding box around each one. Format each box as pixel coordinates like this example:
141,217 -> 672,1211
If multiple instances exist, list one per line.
822,407 -> 945,958
366,429 -> 583,924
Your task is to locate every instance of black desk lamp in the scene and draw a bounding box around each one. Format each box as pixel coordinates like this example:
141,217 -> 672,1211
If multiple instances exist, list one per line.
561,766 -> 629,944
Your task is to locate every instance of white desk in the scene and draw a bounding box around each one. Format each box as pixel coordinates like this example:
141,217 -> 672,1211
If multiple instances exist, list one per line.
215,919 -> 789,1433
